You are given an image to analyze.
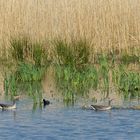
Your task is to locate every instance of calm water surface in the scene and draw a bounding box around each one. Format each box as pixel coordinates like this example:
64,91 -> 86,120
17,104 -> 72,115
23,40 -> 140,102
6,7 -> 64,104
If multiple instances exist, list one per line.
0,99 -> 140,140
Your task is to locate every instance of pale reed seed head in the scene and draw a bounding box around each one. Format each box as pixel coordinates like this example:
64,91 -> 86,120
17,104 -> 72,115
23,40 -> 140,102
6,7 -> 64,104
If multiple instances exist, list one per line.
0,0 -> 140,57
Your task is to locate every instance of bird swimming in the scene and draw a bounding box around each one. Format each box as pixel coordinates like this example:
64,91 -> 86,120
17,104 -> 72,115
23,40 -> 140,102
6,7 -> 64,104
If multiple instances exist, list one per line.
90,99 -> 114,111
43,99 -> 50,106
0,100 -> 16,110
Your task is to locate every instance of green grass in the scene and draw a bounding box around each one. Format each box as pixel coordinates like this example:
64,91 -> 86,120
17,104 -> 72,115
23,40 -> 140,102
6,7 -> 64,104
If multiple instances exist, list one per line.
53,40 -> 140,101
55,65 -> 98,101
53,39 -> 89,69
112,64 -> 140,99
3,36 -> 50,102
53,39 -> 99,101
1,36 -> 140,103
121,54 -> 140,65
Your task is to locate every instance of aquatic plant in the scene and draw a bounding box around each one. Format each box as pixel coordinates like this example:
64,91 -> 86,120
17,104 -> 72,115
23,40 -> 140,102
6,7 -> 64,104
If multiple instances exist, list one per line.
112,64 -> 140,99
121,54 -> 140,65
3,37 -> 50,102
119,71 -> 140,99
1,36 -> 140,103
53,39 -> 89,69
10,37 -> 48,79
53,39 -> 98,101
97,54 -> 110,97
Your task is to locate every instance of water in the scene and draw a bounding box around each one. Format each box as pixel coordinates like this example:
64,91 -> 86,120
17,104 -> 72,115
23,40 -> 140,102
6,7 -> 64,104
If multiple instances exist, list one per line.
0,99 -> 140,140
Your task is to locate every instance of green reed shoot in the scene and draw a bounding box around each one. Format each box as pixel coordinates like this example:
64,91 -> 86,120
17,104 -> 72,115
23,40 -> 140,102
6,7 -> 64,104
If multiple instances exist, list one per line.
53,39 -> 99,101
3,36 -> 50,102
98,54 -> 110,97
112,64 -> 140,99
1,36 -> 140,102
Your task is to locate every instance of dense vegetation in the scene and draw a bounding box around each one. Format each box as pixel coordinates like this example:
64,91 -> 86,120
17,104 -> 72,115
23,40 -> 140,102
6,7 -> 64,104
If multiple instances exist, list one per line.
0,0 -> 140,103
0,37 -> 139,103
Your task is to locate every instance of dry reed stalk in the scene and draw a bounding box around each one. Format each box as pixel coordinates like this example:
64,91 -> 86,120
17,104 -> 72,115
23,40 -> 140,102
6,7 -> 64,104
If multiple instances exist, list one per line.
0,0 -> 140,57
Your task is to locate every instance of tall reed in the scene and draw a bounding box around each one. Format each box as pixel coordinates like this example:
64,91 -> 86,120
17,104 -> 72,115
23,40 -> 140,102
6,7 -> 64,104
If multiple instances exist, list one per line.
1,37 -> 140,102
0,0 -> 140,56
3,36 -> 50,102
53,39 -> 98,101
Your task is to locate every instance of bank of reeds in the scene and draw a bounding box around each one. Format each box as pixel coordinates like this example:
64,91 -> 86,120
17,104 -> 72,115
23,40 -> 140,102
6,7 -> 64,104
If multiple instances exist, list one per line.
0,0 -> 140,102
53,39 -> 140,101
3,37 -> 50,102
53,39 -> 98,101
0,0 -> 140,56
0,36 -> 140,102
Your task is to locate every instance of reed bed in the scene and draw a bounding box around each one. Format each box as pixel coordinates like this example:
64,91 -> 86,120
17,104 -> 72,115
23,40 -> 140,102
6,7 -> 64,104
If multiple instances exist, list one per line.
3,37 -> 50,102
0,0 -> 140,57
0,0 -> 140,102
53,39 -> 140,101
1,37 -> 140,102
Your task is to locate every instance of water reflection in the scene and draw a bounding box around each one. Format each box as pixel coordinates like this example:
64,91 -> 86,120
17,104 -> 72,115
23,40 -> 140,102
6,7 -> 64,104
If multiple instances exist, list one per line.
0,99 -> 140,140
0,109 -> 16,121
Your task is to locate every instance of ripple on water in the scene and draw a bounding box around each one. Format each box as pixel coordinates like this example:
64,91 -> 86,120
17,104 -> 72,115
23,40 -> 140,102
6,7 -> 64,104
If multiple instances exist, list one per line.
0,100 -> 140,140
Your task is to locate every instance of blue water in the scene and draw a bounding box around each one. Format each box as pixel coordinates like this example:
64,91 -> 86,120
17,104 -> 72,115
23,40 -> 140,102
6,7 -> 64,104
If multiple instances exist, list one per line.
0,99 -> 140,140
